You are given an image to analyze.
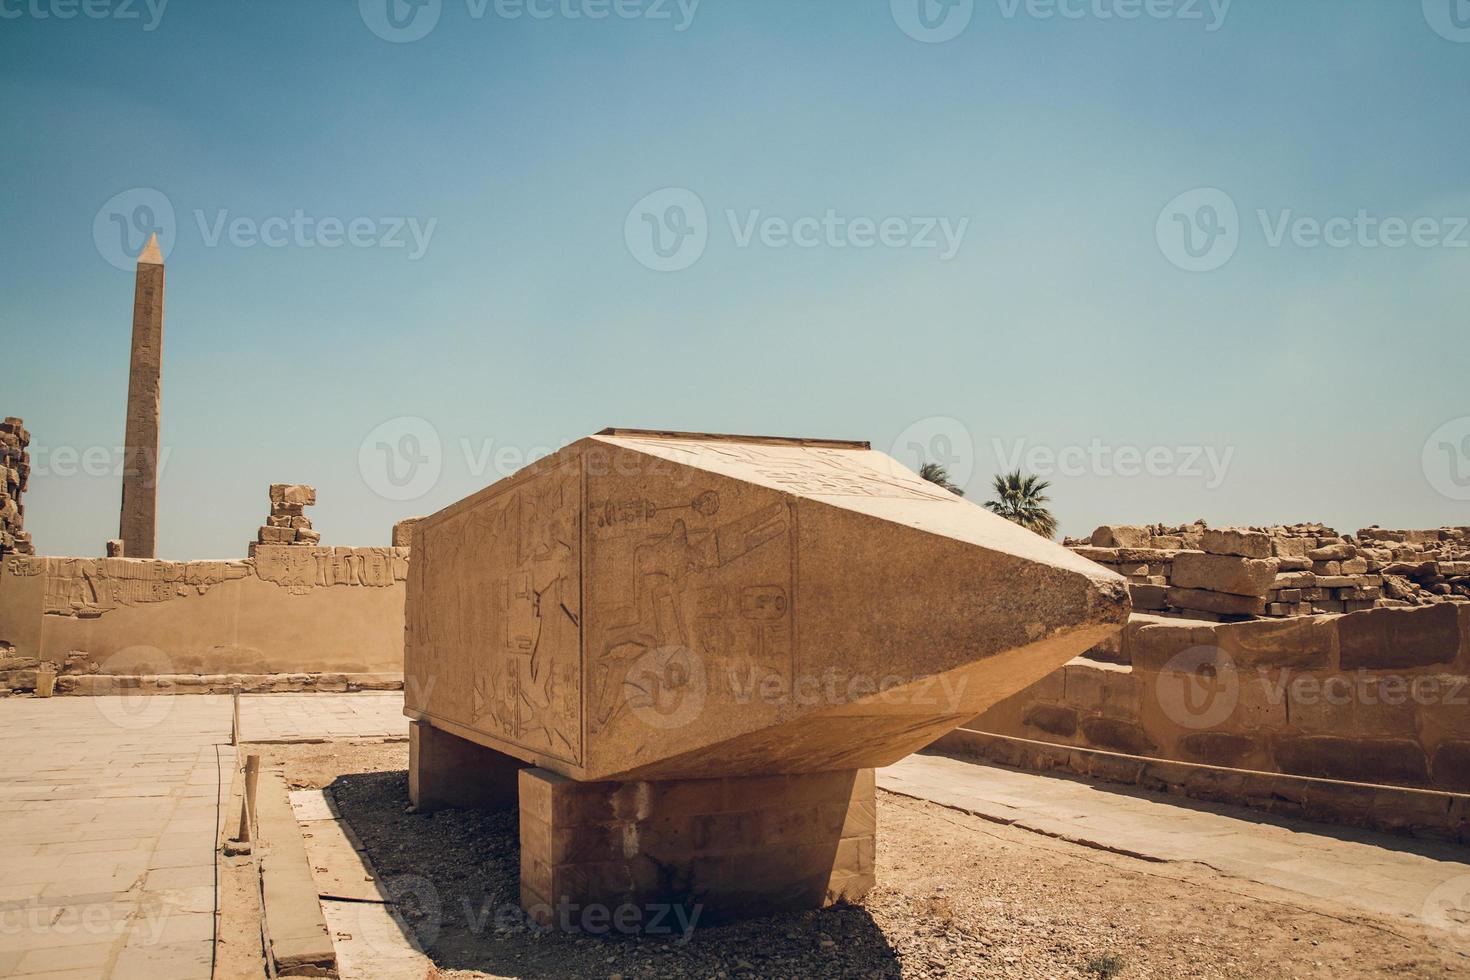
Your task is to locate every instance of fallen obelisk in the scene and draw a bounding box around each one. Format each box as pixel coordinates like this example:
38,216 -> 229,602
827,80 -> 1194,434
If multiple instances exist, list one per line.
403,429 -> 1129,928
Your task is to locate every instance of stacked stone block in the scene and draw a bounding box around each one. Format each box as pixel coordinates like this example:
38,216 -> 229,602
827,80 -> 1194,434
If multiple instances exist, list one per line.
1071,522 -> 1470,621
0,417 -> 34,558
252,484 -> 320,555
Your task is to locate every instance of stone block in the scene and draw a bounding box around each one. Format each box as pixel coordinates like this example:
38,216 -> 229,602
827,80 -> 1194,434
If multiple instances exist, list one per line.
1431,741 -> 1470,791
1090,524 -> 1153,548
1079,715 -> 1156,755
1128,583 -> 1170,611
409,721 -> 526,812
1273,537 -> 1311,558
1201,528 -> 1272,559
1338,604 -> 1460,671
270,484 -> 317,506
1166,587 -> 1266,617
1178,731 -> 1259,768
392,516 -> 424,548
1271,736 -> 1430,787
1021,703 -> 1078,738
1215,615 -> 1335,670
1172,552 -> 1278,597
519,766 -> 875,928
258,526 -> 295,544
1063,661 -> 1141,719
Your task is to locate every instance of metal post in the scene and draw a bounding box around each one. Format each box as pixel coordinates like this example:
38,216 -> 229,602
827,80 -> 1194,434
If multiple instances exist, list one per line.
238,754 -> 260,843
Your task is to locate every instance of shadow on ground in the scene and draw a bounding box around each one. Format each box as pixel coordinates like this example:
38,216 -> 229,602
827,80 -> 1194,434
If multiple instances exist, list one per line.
329,770 -> 901,978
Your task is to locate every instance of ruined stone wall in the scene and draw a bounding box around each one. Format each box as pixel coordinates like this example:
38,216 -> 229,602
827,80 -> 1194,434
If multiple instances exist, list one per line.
0,545 -> 408,693
1069,523 -> 1470,621
960,604 -> 1470,793
0,418 -> 34,558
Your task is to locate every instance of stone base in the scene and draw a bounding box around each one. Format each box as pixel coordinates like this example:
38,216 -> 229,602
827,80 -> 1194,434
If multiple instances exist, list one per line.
518,767 -> 875,931
409,720 -> 526,812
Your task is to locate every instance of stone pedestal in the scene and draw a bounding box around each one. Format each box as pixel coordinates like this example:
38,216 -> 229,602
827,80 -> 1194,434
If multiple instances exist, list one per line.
408,721 -> 525,812
518,767 -> 875,930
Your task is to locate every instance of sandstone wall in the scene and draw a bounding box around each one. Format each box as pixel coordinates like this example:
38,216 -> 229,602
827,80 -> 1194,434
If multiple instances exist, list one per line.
963,604 -> 1470,793
0,545 -> 408,692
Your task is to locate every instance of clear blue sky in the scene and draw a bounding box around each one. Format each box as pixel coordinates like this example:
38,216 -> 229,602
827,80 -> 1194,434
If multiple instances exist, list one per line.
3,0 -> 1468,559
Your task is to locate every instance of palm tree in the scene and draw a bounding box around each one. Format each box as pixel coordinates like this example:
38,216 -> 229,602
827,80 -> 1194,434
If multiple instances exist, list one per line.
985,470 -> 1057,539
918,462 -> 965,497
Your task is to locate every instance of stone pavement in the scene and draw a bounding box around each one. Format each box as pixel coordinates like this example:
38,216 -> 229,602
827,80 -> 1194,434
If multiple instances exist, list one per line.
237,693 -> 406,743
0,696 -> 229,980
0,691 -> 405,979
880,752 -> 1470,948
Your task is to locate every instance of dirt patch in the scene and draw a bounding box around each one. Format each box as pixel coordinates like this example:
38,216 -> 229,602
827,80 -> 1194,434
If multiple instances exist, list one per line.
262,741 -> 1469,979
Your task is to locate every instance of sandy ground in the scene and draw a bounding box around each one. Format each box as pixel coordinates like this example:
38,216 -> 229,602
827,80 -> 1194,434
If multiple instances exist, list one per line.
255,741 -> 1470,979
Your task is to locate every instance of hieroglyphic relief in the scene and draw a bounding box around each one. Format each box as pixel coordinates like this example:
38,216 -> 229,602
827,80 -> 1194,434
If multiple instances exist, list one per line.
619,437 -> 957,502
585,455 -> 796,740
38,557 -> 252,616
411,460 -> 582,765
253,546 -> 409,594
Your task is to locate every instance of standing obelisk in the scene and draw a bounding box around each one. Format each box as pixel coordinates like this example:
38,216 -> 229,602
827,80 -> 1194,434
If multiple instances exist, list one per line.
119,233 -> 164,558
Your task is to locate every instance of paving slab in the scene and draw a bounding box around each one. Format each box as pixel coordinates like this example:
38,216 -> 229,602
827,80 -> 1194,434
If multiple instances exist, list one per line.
880,751 -> 1470,947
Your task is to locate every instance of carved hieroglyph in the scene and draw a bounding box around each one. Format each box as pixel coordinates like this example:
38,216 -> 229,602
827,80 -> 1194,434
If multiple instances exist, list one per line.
405,430 -> 1130,782
9,547 -> 408,617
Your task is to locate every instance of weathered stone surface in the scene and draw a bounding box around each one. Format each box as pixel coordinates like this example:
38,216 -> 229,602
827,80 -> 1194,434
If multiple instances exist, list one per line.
1079,716 -> 1156,755
404,430 -> 1129,783
1272,736 -> 1430,786
1090,525 -> 1152,549
391,516 -> 424,548
1165,587 -> 1266,617
1431,741 -> 1470,792
1179,731 -> 1258,768
1338,604 -> 1460,671
1215,616 -> 1335,670
410,720 -> 525,812
1021,703 -> 1078,738
1201,528 -> 1272,559
519,766 -> 875,927
1172,552 -> 1278,597
270,483 -> 317,507
119,234 -> 164,559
